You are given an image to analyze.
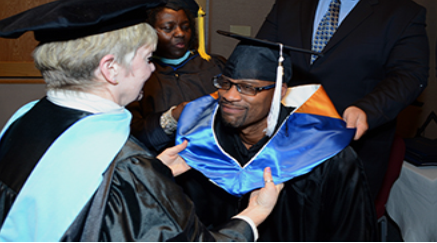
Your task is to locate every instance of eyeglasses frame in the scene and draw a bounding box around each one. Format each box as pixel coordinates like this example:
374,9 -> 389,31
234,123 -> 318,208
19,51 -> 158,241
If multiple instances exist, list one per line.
212,74 -> 276,96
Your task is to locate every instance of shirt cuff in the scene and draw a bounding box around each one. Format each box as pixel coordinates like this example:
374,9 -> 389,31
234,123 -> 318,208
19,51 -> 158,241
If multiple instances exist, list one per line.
232,215 -> 258,241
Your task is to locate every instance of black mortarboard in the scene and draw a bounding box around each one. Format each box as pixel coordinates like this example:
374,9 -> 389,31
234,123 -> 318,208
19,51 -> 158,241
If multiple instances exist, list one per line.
165,0 -> 199,18
217,30 -> 321,136
0,0 -> 166,43
223,42 -> 293,84
218,30 -> 321,83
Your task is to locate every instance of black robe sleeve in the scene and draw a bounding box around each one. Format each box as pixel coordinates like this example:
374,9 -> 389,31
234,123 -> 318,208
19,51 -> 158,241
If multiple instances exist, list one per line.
62,137 -> 253,242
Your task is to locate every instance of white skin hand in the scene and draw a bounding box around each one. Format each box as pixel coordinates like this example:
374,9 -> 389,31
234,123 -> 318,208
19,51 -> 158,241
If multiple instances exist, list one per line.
343,106 -> 369,140
156,140 -> 191,176
238,167 -> 284,226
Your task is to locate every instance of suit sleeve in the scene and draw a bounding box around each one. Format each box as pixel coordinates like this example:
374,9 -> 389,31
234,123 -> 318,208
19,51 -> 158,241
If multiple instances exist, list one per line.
321,147 -> 378,241
100,155 -> 254,242
349,6 -> 429,129
256,0 -> 281,41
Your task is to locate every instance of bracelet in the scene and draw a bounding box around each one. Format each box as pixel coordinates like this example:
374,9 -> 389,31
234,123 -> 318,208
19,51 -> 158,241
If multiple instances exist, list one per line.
160,106 -> 178,135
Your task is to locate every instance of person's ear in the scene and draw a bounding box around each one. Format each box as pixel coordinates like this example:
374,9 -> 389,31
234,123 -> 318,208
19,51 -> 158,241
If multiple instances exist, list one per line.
99,54 -> 119,85
280,83 -> 288,98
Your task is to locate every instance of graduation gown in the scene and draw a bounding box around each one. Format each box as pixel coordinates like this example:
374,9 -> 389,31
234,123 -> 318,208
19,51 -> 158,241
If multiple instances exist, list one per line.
128,51 -> 226,154
176,147 -> 378,241
175,85 -> 378,241
0,98 -> 254,241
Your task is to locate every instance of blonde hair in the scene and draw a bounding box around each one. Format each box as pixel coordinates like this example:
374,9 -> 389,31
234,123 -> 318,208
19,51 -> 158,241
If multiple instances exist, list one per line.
33,22 -> 157,91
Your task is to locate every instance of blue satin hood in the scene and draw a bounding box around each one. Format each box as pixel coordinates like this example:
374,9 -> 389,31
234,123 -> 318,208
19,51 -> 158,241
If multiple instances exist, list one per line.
176,84 -> 355,196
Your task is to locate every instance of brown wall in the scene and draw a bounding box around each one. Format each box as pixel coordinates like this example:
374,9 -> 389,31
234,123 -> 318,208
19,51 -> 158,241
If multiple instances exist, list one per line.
0,0 -> 50,129
0,0 -> 51,82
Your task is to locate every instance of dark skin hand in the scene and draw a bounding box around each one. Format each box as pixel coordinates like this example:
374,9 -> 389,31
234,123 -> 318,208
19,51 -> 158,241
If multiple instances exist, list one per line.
171,101 -> 189,121
153,8 -> 191,59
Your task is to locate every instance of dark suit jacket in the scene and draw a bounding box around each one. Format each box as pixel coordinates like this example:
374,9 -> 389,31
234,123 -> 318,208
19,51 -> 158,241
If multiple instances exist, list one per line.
256,0 -> 429,199
257,0 -> 429,127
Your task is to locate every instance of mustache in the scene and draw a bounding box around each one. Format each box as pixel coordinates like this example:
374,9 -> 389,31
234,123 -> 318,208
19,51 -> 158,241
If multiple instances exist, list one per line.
219,99 -> 246,110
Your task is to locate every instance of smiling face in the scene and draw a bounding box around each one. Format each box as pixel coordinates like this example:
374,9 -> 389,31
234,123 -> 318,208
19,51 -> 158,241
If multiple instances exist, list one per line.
218,78 -> 275,131
153,8 -> 192,59
117,45 -> 155,106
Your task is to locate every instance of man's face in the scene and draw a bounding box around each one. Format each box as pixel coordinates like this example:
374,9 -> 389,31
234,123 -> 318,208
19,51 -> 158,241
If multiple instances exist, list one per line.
218,77 -> 275,130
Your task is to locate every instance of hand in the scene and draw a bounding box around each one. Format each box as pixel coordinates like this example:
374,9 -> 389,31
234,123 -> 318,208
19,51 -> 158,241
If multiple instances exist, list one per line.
171,101 -> 189,121
237,167 -> 284,226
342,106 -> 369,140
156,140 -> 191,176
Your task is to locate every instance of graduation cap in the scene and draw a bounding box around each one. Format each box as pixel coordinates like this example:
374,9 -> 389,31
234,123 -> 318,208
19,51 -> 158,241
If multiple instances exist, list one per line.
217,30 -> 321,137
164,0 -> 199,18
0,0 -> 166,43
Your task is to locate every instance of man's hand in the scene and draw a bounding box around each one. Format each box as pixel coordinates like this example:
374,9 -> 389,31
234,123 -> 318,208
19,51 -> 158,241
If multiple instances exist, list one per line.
171,101 -> 189,121
342,106 -> 368,140
156,140 -> 191,176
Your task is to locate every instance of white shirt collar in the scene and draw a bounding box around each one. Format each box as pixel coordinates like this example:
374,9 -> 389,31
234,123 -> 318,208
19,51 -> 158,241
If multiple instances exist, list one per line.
47,89 -> 124,114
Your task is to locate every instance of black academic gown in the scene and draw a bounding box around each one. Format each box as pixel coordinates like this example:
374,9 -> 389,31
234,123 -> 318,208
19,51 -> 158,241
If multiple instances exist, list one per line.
128,52 -> 226,155
176,106 -> 378,241
0,98 -> 254,241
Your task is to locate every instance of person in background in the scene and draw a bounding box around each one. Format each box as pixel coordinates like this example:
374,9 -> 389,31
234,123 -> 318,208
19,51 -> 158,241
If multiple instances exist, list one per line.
255,0 -> 430,201
127,0 -> 225,155
175,32 -> 378,241
0,0 -> 282,241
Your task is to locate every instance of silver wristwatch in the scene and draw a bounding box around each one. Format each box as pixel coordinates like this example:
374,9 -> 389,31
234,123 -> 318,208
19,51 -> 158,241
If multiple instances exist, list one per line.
160,106 -> 178,135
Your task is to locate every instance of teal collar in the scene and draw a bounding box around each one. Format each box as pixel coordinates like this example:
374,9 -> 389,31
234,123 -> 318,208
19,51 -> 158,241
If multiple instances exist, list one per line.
153,51 -> 191,66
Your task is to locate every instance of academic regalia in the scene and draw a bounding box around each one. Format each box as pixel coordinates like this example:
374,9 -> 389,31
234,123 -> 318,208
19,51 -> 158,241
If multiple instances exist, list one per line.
0,1 -> 255,241
175,33 -> 378,241
128,51 -> 225,154
0,97 -> 254,242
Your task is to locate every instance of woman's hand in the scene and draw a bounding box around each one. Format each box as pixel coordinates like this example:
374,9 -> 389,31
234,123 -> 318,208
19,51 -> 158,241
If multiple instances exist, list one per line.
156,140 -> 191,176
237,167 -> 284,226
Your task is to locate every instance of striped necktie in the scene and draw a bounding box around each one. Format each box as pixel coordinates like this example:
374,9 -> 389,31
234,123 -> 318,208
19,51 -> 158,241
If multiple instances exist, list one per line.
311,0 -> 341,64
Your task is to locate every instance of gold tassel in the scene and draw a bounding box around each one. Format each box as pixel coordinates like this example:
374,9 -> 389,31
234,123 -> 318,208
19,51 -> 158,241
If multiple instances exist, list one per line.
197,6 -> 211,61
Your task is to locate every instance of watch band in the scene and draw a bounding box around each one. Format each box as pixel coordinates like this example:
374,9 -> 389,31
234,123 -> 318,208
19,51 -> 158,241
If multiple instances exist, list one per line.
160,106 -> 178,135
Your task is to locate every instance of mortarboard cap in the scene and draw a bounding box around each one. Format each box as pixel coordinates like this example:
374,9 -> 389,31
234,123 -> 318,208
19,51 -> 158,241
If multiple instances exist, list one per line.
165,0 -> 199,18
217,30 -> 321,137
218,30 -> 322,83
0,0 -> 166,43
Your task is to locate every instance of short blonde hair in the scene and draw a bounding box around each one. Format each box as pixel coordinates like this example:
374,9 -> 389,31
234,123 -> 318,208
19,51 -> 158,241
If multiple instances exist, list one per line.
33,22 -> 157,91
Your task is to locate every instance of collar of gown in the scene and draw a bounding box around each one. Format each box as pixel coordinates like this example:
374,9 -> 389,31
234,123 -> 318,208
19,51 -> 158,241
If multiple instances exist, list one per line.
47,89 -> 123,114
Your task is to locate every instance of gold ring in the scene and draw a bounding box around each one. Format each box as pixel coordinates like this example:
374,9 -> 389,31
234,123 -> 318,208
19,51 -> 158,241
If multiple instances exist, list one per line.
265,179 -> 274,183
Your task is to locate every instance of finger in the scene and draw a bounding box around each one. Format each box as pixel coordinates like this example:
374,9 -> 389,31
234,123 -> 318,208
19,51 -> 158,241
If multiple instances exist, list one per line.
343,114 -> 357,129
168,140 -> 188,154
263,167 -> 275,186
275,183 -> 284,192
354,122 -> 368,140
